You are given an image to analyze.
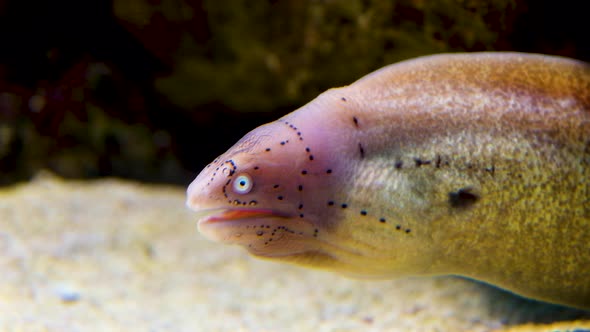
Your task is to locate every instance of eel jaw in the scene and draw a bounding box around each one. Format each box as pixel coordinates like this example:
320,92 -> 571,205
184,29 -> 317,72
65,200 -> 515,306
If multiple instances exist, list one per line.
196,208 -> 321,258
195,208 -> 398,278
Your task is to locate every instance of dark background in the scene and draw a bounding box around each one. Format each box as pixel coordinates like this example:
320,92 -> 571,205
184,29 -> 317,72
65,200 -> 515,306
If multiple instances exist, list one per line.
0,0 -> 587,186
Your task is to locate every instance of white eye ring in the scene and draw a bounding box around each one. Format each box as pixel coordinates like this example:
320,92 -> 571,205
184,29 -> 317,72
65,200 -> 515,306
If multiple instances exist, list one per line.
232,173 -> 253,195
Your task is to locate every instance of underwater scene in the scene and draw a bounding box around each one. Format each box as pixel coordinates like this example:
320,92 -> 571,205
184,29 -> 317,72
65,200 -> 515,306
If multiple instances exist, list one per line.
1,1 -> 589,331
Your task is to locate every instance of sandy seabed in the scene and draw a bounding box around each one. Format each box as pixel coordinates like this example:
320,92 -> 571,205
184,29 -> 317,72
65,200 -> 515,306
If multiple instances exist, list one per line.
0,172 -> 588,332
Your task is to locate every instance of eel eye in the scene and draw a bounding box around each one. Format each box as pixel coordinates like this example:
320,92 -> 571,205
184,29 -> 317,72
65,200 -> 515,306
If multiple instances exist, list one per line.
233,173 -> 253,195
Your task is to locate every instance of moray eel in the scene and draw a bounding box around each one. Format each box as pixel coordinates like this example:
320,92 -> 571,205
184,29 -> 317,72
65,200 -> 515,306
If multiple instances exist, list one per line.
186,52 -> 590,309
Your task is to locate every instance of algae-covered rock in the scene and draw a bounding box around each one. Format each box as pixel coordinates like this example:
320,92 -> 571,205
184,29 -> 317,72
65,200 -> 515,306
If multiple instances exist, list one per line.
1,0 -> 584,186
116,0 -> 522,112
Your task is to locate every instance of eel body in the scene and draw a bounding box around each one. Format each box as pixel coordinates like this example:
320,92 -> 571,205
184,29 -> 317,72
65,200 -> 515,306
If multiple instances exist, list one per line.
186,52 -> 590,309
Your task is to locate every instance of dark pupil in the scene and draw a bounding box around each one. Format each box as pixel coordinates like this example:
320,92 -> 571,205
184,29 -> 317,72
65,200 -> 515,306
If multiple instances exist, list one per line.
239,180 -> 246,186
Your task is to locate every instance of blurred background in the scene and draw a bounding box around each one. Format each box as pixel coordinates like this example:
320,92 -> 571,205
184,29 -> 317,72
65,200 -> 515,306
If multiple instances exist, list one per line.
0,0 -> 587,186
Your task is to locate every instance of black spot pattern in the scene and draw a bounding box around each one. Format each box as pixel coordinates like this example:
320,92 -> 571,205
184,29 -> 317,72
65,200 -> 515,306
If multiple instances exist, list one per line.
414,158 -> 431,167
205,160 -> 239,203
320,197 -> 412,236
449,188 -> 479,208
435,155 -> 442,168
247,224 -> 308,246
240,119 -> 326,241
210,115 -> 418,244
393,155 -> 492,177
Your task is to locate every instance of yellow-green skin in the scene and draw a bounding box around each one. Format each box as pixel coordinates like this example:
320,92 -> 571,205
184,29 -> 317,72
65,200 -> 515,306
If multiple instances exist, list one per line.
187,53 -> 590,309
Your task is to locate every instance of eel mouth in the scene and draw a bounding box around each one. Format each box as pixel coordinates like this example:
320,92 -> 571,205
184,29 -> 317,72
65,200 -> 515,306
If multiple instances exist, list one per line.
199,208 -> 284,223
195,208 -> 320,257
194,208 -> 380,274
